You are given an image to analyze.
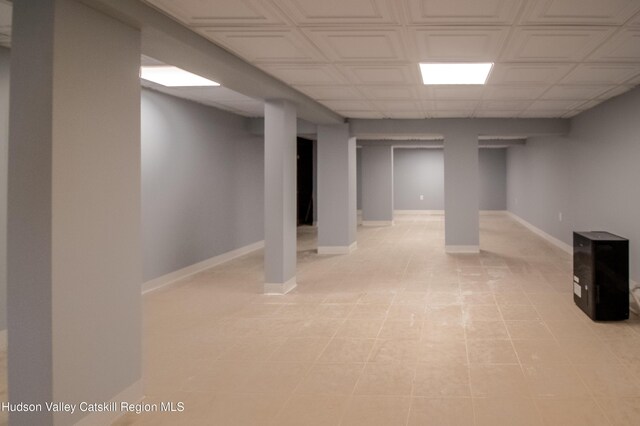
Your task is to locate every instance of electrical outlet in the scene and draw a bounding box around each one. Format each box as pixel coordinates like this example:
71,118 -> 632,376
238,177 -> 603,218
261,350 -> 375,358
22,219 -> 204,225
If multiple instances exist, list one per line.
419,195 -> 424,200
558,212 -> 563,222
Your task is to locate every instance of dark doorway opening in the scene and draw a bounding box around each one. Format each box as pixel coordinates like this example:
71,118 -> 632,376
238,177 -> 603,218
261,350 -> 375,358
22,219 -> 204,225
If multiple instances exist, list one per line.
297,137 -> 313,226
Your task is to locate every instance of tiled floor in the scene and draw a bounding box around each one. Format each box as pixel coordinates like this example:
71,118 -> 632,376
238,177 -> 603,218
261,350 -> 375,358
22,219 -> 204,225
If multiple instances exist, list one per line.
4,214 -> 640,425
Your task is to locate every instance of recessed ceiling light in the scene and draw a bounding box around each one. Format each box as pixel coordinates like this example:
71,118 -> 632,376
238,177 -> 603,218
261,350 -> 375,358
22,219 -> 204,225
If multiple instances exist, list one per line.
140,66 -> 220,87
419,63 -> 493,85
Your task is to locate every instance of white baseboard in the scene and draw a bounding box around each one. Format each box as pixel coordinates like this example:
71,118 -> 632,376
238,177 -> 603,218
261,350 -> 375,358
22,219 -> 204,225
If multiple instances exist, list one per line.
317,241 -> 357,255
74,380 -> 143,426
142,240 -> 265,294
264,277 -> 297,295
0,329 -> 6,351
362,220 -> 394,226
506,211 -> 572,254
445,245 -> 480,254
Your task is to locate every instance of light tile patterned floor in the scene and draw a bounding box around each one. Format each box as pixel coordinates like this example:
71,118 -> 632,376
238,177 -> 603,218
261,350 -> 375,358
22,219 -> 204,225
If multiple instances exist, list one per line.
7,214 -> 640,425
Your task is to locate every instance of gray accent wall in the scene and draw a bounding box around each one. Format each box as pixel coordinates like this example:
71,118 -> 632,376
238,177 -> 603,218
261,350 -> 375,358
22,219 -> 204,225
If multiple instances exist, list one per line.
141,89 -> 264,281
367,147 -> 507,211
0,47 -> 8,332
507,86 -> 640,283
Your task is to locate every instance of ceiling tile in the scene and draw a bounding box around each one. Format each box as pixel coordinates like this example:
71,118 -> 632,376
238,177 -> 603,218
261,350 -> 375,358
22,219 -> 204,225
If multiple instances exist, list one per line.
259,63 -> 348,85
538,85 -> 614,100
410,27 -> 509,62
430,86 -> 486,100
502,27 -> 614,62
302,28 -> 407,62
358,86 -> 419,100
587,29 -> 640,63
384,111 -> 426,118
431,110 -> 475,118
274,0 -> 399,24
435,100 -> 479,110
488,63 -> 574,85
320,100 -> 374,111
560,63 -> 640,85
520,109 -> 567,117
484,86 -> 548,100
527,99 -> 583,110
144,0 -> 286,26
403,0 -> 523,25
480,100 -> 532,110
339,64 -> 419,85
293,85 -> 364,100
198,28 -> 325,63
372,100 -> 422,111
520,0 -> 640,25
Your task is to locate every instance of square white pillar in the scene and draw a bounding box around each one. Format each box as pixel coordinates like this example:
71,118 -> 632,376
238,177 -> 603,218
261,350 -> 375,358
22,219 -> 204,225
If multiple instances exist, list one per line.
264,100 -> 297,294
444,132 -> 479,253
7,0 -> 142,424
361,145 -> 394,226
317,124 -> 357,254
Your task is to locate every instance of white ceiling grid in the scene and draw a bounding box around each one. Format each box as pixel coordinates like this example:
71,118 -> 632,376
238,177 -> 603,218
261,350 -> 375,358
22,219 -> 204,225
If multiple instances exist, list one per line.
137,1 -> 640,118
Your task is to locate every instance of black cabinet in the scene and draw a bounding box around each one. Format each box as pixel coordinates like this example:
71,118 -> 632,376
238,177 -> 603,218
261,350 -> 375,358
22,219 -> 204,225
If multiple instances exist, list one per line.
573,232 -> 629,321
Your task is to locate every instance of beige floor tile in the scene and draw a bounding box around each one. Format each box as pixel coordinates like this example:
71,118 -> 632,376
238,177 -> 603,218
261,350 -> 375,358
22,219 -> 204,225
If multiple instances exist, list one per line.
347,304 -> 389,320
474,397 -> 542,426
238,362 -> 310,395
407,397 -> 474,426
275,394 -> 347,426
464,304 -> 503,321
596,397 -> 640,426
368,339 -> 420,364
293,317 -> 344,338
512,339 -> 569,364
499,304 -> 541,321
413,362 -> 471,397
335,319 -> 384,338
295,363 -> 364,395
536,397 -> 610,426
465,320 -> 510,340
354,362 -> 415,396
421,320 -> 465,341
417,340 -> 468,364
468,339 -> 519,364
203,393 -> 286,425
268,337 -> 330,363
574,363 -> 640,397
605,338 -> 640,364
378,319 -> 423,340
556,338 -> 618,364
522,364 -> 590,397
318,338 -> 375,363
217,336 -> 286,361
505,321 -> 554,339
469,364 -> 530,397
341,396 -> 411,426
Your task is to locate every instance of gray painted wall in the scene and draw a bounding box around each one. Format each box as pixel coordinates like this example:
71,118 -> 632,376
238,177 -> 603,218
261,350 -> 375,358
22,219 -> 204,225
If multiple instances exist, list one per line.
142,89 -> 264,281
479,149 -> 507,211
359,147 -> 506,211
507,86 -> 640,283
393,149 -> 444,210
361,145 -> 394,221
0,47 -> 8,332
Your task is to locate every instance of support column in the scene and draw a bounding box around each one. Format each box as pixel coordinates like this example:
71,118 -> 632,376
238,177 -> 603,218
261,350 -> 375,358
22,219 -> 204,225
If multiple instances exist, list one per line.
264,100 -> 297,294
444,131 -> 479,253
317,124 -> 357,254
361,145 -> 394,226
8,1 -> 142,425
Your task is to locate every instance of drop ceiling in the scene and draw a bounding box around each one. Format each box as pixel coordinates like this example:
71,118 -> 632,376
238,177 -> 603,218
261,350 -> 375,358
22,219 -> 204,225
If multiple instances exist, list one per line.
142,0 -> 640,119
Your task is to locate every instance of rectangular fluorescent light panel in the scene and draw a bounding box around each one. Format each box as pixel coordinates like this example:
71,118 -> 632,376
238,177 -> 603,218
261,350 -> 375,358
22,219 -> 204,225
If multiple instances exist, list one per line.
140,66 -> 220,87
419,63 -> 493,85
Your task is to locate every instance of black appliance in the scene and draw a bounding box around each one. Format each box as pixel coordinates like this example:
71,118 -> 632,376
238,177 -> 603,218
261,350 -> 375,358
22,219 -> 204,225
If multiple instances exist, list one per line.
573,231 -> 629,321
